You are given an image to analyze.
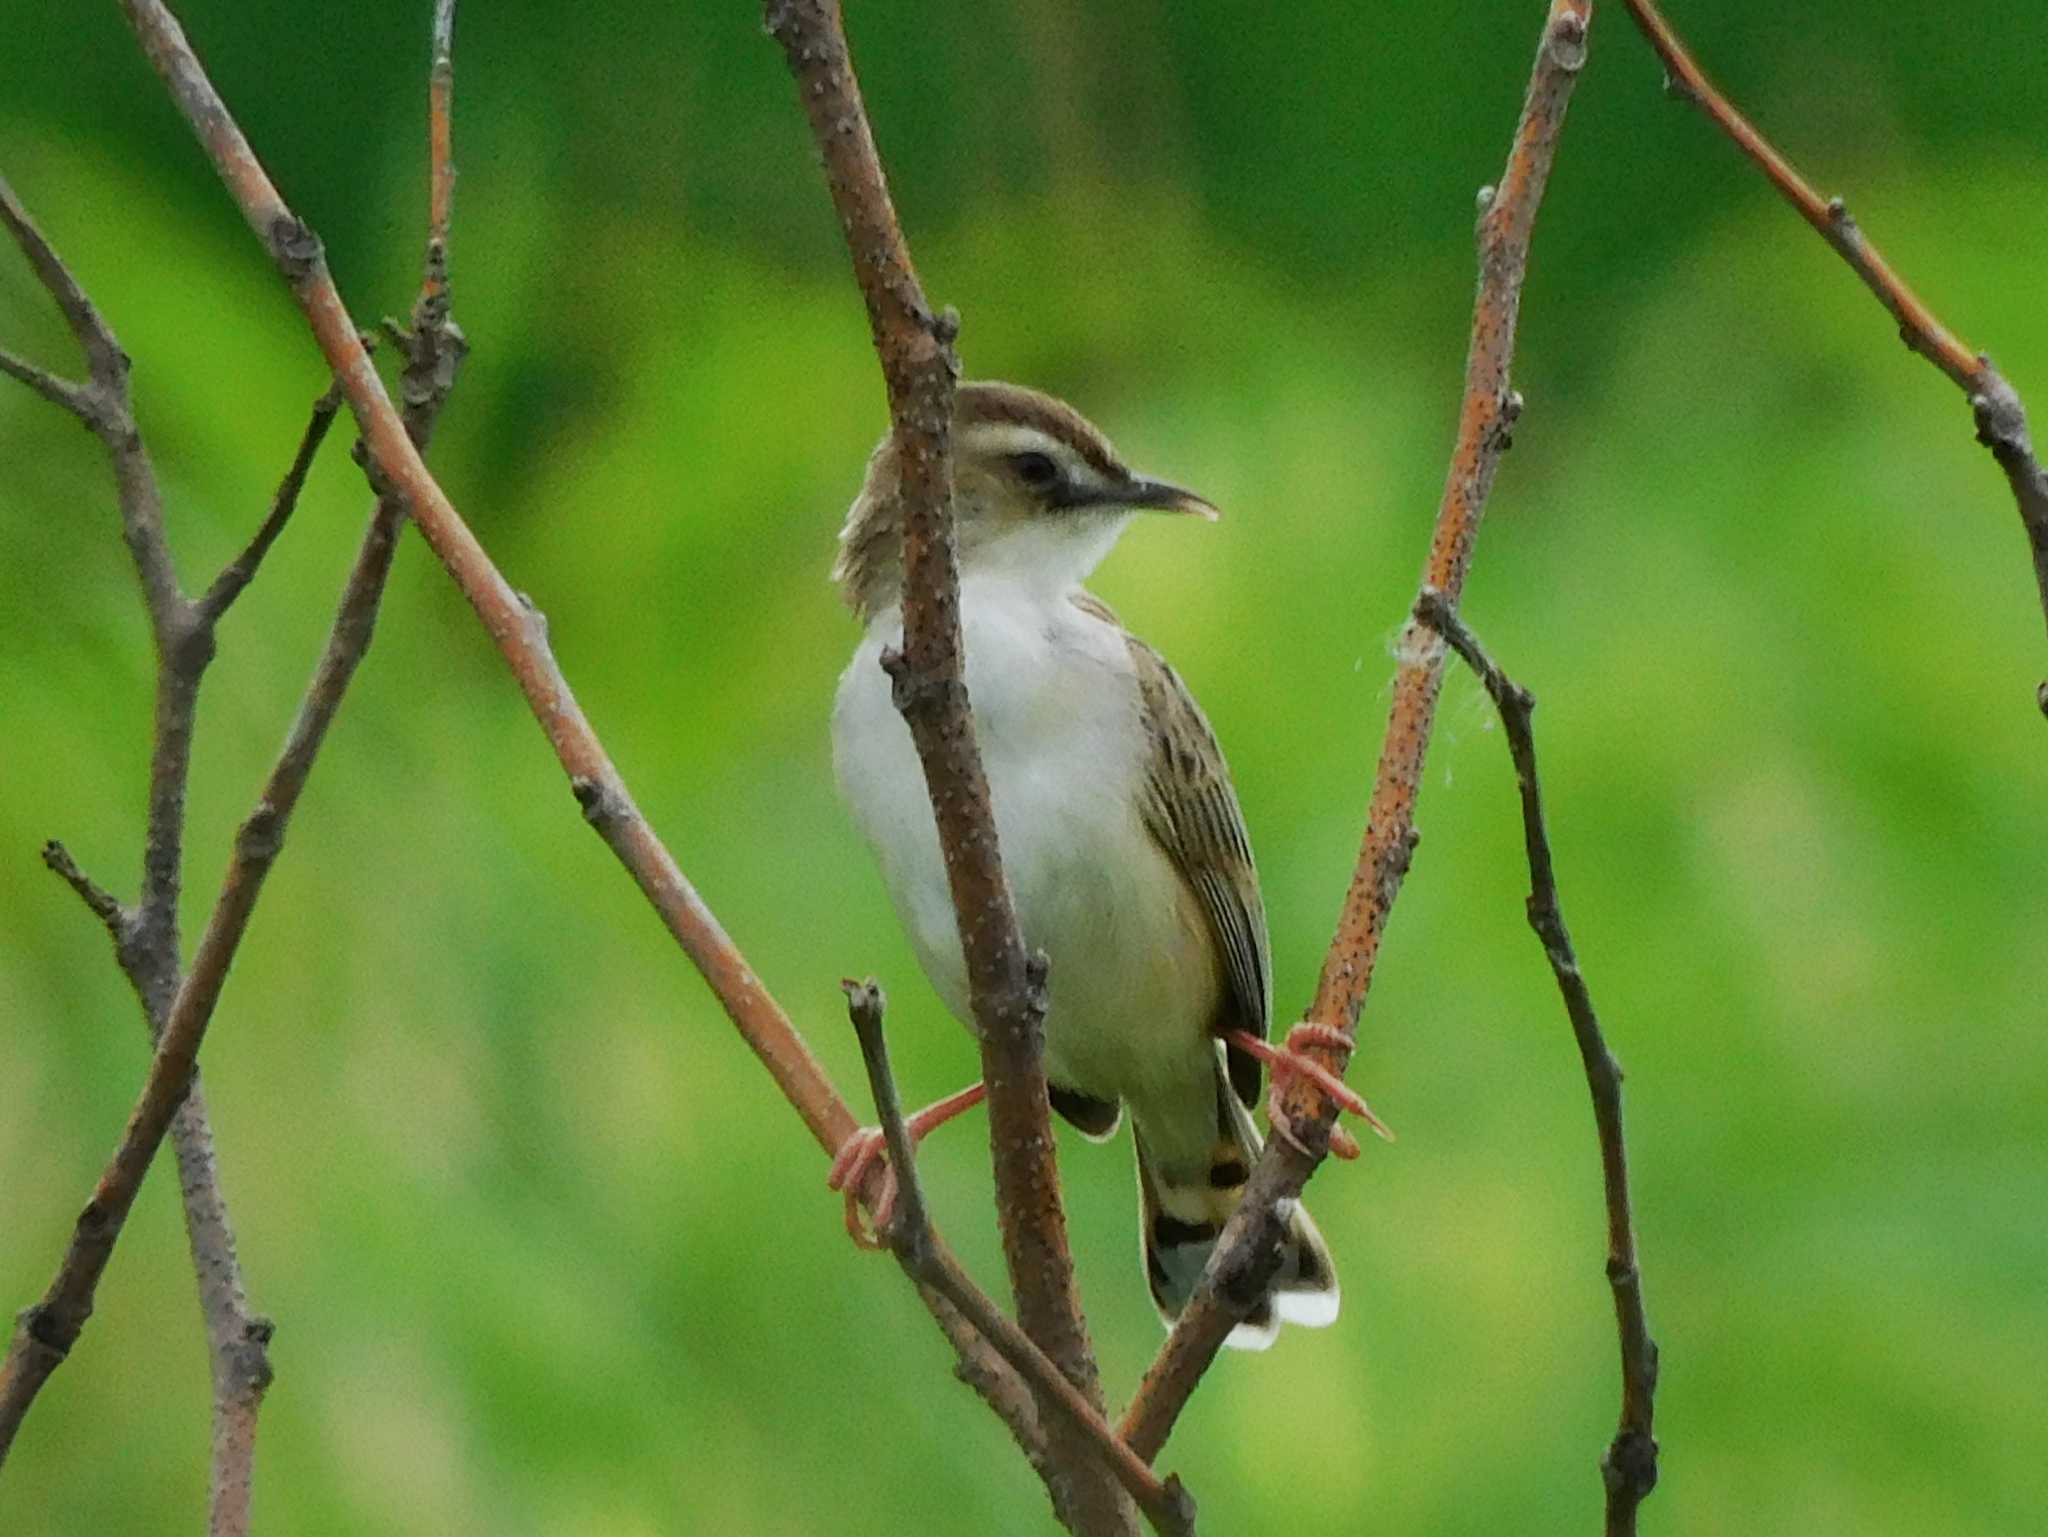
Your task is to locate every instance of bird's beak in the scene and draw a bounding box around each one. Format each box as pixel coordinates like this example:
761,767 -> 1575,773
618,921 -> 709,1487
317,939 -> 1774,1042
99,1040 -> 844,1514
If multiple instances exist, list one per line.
1121,477 -> 1220,521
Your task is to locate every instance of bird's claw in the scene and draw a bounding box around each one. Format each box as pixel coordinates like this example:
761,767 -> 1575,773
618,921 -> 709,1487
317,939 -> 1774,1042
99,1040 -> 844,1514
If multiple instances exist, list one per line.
1230,1023 -> 1393,1161
827,1126 -> 899,1250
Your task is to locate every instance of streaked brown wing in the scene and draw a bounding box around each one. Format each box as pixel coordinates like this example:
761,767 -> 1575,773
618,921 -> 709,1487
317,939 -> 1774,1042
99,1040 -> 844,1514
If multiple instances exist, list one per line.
1116,616 -> 1273,1109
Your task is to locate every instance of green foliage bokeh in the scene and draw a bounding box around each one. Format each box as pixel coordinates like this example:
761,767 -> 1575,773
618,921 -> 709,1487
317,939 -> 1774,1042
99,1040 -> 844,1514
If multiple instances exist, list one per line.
3,2 -> 2044,1533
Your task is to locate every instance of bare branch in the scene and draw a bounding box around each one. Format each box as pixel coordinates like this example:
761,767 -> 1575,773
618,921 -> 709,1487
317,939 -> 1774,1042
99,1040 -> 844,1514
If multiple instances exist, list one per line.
425,4 -> 457,280
0,345 -> 91,417
40,841 -> 133,943
1121,0 -> 1595,1465
109,0 -> 877,1236
0,172 -> 183,634
197,382 -> 345,623
0,440 -> 411,1466
0,372 -> 433,1469
2,7 -> 470,1490
843,984 -> 1196,1537
1619,0 -> 2048,672
759,7 -> 1122,1528
1413,588 -> 1660,1534
170,1082 -> 273,1537
0,176 -> 129,392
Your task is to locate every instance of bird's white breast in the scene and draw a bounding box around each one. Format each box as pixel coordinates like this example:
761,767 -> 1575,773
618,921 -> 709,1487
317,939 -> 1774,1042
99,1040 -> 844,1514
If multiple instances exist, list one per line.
832,578 -> 1220,1121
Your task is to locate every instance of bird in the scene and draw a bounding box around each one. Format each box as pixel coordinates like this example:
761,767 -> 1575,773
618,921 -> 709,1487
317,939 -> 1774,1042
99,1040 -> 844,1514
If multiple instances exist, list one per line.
828,380 -> 1375,1347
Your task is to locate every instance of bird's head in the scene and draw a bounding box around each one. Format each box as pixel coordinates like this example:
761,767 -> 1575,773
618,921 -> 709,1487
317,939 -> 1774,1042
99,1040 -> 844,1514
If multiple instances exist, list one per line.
834,380 -> 1216,621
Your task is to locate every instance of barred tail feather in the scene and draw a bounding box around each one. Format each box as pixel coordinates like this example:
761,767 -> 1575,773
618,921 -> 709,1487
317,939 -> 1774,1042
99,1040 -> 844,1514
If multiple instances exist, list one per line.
1136,1074 -> 1339,1350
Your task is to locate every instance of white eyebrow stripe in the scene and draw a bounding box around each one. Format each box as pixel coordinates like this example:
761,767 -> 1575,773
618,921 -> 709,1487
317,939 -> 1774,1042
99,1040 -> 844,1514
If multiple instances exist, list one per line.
964,422 -> 1080,463
960,423 -> 1123,500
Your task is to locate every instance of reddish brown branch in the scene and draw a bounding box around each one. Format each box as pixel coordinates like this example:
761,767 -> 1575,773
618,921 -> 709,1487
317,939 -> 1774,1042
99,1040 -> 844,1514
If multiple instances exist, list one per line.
420,0 -> 456,316
1414,588 -> 1659,1534
763,4 -> 1124,1531
1619,0 -> 2048,670
108,0 -> 872,1215
1120,0 -> 1594,1465
842,983 -> 1195,1537
96,13 -> 1006,1529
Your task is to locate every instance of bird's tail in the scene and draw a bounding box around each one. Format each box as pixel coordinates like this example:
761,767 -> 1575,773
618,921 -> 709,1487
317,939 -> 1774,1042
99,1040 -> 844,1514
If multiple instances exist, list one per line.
1135,1062 -> 1339,1350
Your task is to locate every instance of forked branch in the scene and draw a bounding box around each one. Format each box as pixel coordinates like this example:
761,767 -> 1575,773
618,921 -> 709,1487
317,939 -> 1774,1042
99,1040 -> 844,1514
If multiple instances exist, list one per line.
1120,0 -> 1596,1464
103,7 -> 1094,1530
843,983 -> 1196,1537
0,11 -> 470,1517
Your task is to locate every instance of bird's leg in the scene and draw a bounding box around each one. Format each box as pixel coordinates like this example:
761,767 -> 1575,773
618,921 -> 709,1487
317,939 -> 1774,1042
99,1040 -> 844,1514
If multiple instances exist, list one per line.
827,1081 -> 989,1249
1226,1025 -> 1393,1161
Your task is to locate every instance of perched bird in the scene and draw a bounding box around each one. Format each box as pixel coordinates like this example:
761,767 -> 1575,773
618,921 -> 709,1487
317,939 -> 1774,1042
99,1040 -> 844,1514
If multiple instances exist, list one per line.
829,381 -> 1371,1347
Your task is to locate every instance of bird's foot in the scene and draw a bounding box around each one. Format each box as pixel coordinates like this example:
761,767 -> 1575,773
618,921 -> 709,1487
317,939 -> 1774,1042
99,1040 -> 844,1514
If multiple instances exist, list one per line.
1227,1024 -> 1393,1161
827,1126 -> 899,1250
826,1081 -> 988,1249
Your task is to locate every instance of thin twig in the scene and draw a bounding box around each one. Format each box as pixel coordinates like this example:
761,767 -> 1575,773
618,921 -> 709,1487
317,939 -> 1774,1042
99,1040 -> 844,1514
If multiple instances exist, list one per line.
172,1081 -> 273,1537
40,841 -> 132,941
189,8 -> 470,1514
111,0 -> 881,1266
839,981 -> 1049,1479
760,5 -> 1122,1531
919,1283 -> 1051,1473
198,382 -> 345,622
0,7 -> 469,1500
3,176 -> 284,1513
0,345 -> 91,415
1619,0 -> 2048,680
0,390 -> 413,1475
843,984 -> 1196,1537
0,175 -> 182,634
1,171 -> 243,1477
1120,0 -> 1595,1465
1413,588 -> 1660,1534
420,1 -> 456,302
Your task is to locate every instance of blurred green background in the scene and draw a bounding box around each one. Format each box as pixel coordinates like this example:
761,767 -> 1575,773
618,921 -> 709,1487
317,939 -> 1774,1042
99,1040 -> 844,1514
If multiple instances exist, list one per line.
4,1 -> 2045,1533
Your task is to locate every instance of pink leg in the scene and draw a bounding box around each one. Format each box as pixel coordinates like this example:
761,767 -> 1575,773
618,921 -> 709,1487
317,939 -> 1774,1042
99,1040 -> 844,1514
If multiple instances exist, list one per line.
1227,1025 -> 1393,1161
828,1081 -> 988,1248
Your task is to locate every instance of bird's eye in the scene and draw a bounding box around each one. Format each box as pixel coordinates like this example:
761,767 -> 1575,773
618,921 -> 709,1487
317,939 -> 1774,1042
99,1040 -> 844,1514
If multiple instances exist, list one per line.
1010,451 -> 1061,491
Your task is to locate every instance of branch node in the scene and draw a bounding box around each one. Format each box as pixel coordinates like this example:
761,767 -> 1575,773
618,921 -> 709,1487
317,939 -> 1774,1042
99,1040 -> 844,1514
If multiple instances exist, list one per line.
17,1303 -> 67,1358
1159,1475 -> 1198,1535
879,644 -> 962,721
349,435 -> 396,502
515,591 -> 551,648
1023,947 -> 1051,998
1492,388 -> 1525,453
1601,1427 -> 1661,1500
264,215 -> 325,282
569,774 -> 623,829
1547,8 -> 1590,68
232,1315 -> 278,1392
233,802 -> 283,868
